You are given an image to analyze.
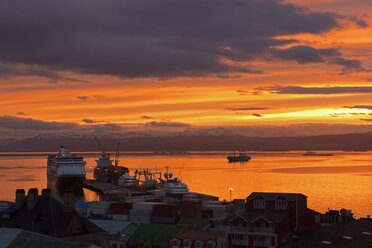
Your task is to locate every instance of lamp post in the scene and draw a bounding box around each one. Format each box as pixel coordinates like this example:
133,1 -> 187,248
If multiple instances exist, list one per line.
228,187 -> 233,202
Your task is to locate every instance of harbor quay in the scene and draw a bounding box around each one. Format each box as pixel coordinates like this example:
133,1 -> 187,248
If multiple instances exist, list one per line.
1,187 -> 369,248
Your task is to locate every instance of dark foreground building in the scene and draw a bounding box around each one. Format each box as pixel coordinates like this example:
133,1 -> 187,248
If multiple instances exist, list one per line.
226,192 -> 321,248
0,188 -> 109,247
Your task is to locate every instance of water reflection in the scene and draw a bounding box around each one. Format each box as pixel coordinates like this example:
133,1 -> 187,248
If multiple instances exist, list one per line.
0,151 -> 371,218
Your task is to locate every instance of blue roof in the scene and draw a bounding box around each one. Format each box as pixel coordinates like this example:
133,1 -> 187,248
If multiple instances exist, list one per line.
74,201 -> 90,209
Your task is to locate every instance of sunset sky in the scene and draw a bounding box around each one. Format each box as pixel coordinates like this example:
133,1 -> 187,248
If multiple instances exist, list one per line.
1,0 -> 372,139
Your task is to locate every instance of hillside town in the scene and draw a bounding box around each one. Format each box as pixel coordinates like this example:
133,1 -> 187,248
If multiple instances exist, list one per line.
2,187 -> 370,248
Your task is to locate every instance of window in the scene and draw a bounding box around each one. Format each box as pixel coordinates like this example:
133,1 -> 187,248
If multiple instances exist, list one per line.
253,199 -> 265,209
254,235 -> 267,245
172,240 -> 179,247
275,199 -> 287,209
207,241 -> 215,248
183,240 -> 191,248
195,240 -> 203,248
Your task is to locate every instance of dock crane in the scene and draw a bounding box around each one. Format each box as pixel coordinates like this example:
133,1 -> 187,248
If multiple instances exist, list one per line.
115,142 -> 120,169
93,138 -> 128,184
94,137 -> 110,163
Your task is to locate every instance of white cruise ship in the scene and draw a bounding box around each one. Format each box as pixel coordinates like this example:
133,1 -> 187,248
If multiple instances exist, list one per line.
47,146 -> 86,189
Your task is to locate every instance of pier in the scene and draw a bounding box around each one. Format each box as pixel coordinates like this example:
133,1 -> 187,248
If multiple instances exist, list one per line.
83,179 -> 138,197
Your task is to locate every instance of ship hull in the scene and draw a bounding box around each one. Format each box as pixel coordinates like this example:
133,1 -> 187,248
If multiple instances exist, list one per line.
227,156 -> 251,162
47,173 -> 85,193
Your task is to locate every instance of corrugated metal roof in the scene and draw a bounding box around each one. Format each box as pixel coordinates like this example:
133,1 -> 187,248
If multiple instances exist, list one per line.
89,219 -> 131,235
246,192 -> 306,201
0,228 -> 84,248
0,228 -> 21,248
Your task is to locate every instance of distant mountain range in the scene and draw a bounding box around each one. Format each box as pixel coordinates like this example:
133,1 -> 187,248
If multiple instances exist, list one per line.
0,129 -> 371,152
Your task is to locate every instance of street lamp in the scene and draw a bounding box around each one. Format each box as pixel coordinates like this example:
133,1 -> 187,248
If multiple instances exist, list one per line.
228,187 -> 233,201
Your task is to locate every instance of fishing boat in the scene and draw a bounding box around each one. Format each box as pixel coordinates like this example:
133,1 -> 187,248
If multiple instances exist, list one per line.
159,166 -> 189,193
93,139 -> 129,184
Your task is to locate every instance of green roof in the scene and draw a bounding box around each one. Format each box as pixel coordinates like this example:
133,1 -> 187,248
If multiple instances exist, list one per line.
178,218 -> 210,229
128,224 -> 184,247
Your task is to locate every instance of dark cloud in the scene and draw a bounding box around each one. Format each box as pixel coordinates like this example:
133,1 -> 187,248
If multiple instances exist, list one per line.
94,123 -> 127,132
329,57 -> 370,74
348,16 -> 369,28
24,68 -> 89,83
82,119 -> 97,124
270,46 -> 340,64
0,115 -> 79,131
253,85 -> 372,94
16,112 -> 27,116
0,63 -> 87,83
0,64 -> 19,79
226,107 -> 269,111
0,0 -> 350,79
146,121 -> 190,128
342,105 -> 372,110
141,115 -> 153,119
0,115 -> 126,133
360,119 -> 372,122
252,113 -> 263,117
77,96 -> 89,101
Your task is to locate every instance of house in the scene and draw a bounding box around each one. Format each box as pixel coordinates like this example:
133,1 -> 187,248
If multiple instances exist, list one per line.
89,219 -> 138,248
0,188 -> 109,247
227,212 -> 291,248
222,192 -> 321,248
246,192 -> 320,232
171,229 -> 227,248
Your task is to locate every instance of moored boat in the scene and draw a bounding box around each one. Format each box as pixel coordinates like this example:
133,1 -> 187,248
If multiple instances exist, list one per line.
227,150 -> 251,162
47,146 -> 86,190
159,167 -> 189,193
302,151 -> 334,156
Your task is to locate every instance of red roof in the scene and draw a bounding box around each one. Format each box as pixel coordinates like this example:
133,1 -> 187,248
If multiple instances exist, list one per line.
152,204 -> 179,217
174,229 -> 225,242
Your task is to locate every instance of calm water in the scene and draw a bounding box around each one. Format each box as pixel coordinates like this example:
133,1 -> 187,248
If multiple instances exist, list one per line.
0,151 -> 371,218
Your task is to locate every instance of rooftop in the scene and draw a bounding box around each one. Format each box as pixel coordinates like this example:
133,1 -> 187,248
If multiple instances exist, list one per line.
231,211 -> 289,224
247,192 -> 307,201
